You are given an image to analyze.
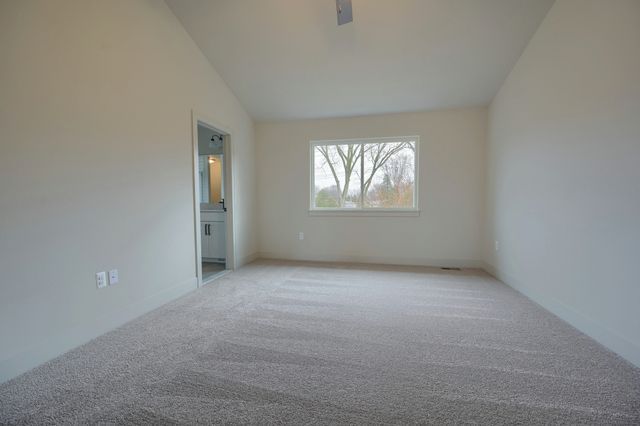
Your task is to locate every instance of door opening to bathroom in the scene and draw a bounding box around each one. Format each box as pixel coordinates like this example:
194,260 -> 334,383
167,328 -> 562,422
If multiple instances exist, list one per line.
192,113 -> 235,285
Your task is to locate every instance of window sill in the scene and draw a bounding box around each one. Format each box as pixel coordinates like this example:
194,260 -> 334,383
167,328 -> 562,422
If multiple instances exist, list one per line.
308,209 -> 420,217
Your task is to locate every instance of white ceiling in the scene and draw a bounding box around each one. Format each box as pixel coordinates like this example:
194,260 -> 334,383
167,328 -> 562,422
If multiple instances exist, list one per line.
167,0 -> 555,121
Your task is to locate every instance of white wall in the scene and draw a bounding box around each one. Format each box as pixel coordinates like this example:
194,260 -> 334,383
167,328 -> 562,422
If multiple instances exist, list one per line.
256,108 -> 487,267
0,0 -> 257,382
485,0 -> 640,366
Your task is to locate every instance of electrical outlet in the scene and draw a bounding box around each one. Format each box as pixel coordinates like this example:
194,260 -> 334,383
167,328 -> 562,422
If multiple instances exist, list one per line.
494,240 -> 500,252
108,269 -> 119,285
96,271 -> 107,289
298,232 -> 304,241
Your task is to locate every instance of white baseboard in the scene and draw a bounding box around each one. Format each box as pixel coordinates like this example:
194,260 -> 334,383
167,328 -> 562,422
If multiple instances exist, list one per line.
0,276 -> 197,384
257,251 -> 484,269
482,262 -> 640,368
236,252 -> 259,268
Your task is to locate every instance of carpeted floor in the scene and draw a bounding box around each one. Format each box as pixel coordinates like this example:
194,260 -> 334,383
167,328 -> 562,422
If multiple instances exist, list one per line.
1,260 -> 639,424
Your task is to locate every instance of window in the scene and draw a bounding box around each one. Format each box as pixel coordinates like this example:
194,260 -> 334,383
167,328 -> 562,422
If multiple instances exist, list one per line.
310,136 -> 419,212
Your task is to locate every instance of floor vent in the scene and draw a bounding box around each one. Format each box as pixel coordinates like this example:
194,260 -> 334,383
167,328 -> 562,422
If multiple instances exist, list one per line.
440,267 -> 462,271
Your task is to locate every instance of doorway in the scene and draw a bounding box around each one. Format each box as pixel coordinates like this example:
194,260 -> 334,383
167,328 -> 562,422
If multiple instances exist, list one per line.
191,112 -> 235,286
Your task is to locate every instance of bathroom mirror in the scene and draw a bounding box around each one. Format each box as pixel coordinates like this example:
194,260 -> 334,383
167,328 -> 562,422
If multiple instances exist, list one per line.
199,154 -> 224,207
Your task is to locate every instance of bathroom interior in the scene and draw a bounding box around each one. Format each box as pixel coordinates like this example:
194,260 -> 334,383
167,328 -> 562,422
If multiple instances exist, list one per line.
197,124 -> 227,281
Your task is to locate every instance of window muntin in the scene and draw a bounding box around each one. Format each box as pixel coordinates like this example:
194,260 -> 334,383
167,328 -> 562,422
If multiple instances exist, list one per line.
311,137 -> 418,211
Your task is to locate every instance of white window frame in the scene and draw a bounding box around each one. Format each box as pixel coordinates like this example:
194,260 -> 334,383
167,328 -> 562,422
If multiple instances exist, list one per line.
309,136 -> 420,216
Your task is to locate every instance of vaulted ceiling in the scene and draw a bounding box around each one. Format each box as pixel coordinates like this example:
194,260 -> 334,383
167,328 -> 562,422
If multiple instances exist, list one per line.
167,0 -> 555,121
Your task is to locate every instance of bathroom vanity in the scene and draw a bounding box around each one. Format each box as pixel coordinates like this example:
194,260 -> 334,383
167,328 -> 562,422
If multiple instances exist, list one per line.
201,209 -> 226,262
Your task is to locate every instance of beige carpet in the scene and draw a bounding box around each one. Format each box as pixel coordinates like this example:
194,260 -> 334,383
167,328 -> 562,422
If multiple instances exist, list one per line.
1,260 -> 639,424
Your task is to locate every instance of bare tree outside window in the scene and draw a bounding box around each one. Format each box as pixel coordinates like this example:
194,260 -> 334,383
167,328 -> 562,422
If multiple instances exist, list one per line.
315,144 -> 362,208
312,137 -> 417,210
